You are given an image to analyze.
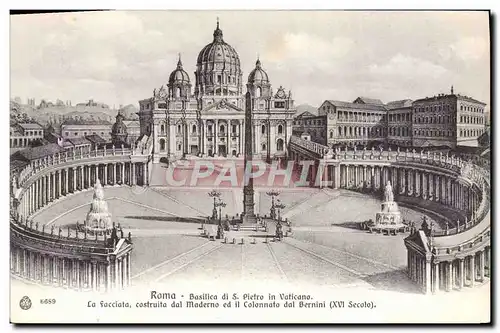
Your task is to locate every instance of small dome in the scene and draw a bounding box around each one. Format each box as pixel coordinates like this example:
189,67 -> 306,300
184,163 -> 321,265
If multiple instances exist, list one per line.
248,58 -> 269,84
169,56 -> 190,85
111,112 -> 127,134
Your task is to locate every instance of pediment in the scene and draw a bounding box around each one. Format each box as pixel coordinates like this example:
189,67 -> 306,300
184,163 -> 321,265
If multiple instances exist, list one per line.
203,99 -> 243,114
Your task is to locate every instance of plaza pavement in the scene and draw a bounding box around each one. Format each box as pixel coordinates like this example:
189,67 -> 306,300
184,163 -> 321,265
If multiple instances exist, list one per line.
29,186 -> 452,294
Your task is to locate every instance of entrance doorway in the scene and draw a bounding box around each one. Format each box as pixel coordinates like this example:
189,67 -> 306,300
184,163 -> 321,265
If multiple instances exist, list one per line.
218,145 -> 227,157
232,149 -> 237,157
190,145 -> 199,155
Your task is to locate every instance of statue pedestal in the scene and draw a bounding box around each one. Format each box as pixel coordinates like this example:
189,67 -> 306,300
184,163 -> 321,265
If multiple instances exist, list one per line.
372,201 -> 405,229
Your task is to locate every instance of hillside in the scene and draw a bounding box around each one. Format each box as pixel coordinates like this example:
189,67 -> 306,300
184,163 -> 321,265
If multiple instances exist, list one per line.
294,104 -> 318,117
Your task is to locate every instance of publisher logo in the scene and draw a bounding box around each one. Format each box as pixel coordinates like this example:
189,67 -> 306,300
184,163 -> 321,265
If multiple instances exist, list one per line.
19,296 -> 32,310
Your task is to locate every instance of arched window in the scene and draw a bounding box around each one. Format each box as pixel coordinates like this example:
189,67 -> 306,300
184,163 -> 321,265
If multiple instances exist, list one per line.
161,124 -> 165,134
261,124 -> 266,135
277,124 -> 283,134
220,124 -> 225,134
329,131 -> 334,139
192,124 -> 197,134
177,124 -> 181,132
276,138 -> 284,151
262,143 -> 266,151
255,87 -> 261,98
175,87 -> 181,98
159,139 -> 166,151
339,127 -> 343,137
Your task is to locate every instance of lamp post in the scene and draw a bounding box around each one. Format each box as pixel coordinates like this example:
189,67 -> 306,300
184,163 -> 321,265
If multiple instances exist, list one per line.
266,189 -> 280,220
275,200 -> 286,222
208,189 -> 221,220
215,199 -> 227,222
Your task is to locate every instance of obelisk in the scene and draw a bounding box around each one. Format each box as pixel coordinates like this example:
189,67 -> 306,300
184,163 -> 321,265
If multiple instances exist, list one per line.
242,91 -> 257,224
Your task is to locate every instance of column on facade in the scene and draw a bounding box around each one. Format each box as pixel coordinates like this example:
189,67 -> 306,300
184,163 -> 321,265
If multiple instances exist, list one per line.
254,122 -> 260,156
103,163 -> 108,186
446,261 -> 453,292
469,254 -> 475,287
64,169 -> 69,195
433,262 -> 440,293
131,163 -> 136,186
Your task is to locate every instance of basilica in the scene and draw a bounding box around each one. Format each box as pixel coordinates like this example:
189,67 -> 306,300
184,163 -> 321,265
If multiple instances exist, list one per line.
138,21 -> 295,163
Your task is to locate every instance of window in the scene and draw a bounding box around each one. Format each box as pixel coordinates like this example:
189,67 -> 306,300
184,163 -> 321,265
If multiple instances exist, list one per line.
330,131 -> 333,139
84,132 -> 87,136
278,124 -> 283,134
276,138 -> 284,151
65,132 -> 69,137
220,124 -> 225,134
262,143 -> 266,151
232,125 -> 237,133
255,87 -> 261,98
161,124 -> 165,134
261,124 -> 266,135
217,75 -> 222,83
160,139 -> 166,151
192,125 -> 197,134
275,101 -> 285,108
74,132 -> 78,136
175,87 -> 181,98
177,144 -> 182,151
177,125 -> 181,132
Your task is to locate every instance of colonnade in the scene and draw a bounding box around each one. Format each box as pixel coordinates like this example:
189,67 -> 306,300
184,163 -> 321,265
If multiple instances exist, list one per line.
17,161 -> 150,220
288,154 -> 480,223
10,245 -> 132,291
407,245 -> 490,294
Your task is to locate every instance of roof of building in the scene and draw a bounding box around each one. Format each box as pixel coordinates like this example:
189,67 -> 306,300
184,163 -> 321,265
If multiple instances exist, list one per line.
413,93 -> 486,105
386,99 -> 413,110
478,129 -> 490,147
326,100 -> 387,111
353,97 -> 384,106
295,111 -> 316,119
66,137 -> 91,146
44,132 -> 62,144
123,120 -> 140,127
85,134 -> 107,144
17,123 -> 43,130
11,143 -> 65,162
62,119 -> 112,126
10,159 -> 29,172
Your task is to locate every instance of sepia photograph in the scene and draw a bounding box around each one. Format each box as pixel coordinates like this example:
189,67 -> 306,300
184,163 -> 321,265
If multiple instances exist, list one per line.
8,9 -> 491,324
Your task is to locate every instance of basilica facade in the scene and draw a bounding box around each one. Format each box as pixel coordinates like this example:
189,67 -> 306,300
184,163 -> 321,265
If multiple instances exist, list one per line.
138,21 -> 295,163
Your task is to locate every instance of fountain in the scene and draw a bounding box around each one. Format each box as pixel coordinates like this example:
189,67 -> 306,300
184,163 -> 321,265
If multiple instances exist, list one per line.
372,181 -> 405,232
83,179 -> 112,233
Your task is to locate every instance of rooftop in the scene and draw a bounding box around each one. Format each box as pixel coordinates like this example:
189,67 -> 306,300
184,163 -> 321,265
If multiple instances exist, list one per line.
326,100 -> 387,111
414,93 -> 486,105
386,99 -> 413,110
11,143 -> 65,162
62,119 -> 112,126
65,137 -> 91,146
17,123 -> 43,130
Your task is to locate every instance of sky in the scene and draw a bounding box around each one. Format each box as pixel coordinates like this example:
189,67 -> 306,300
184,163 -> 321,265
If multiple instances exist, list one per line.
10,10 -> 490,109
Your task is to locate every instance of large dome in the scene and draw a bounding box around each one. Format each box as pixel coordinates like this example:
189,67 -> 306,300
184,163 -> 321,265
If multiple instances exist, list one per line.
248,59 -> 269,84
196,21 -> 241,68
169,57 -> 190,85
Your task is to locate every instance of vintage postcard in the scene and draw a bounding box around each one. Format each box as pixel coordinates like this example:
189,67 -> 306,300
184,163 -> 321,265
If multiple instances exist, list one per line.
9,10 -> 491,324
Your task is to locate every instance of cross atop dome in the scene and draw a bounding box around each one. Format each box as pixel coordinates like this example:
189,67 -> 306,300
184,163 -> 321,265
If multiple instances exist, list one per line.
213,17 -> 223,42
256,55 -> 262,69
177,53 -> 183,69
